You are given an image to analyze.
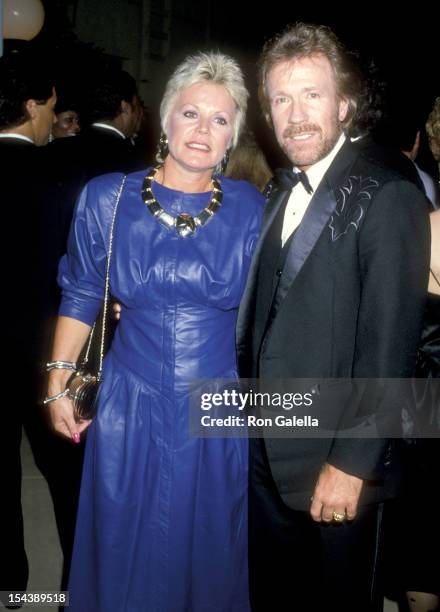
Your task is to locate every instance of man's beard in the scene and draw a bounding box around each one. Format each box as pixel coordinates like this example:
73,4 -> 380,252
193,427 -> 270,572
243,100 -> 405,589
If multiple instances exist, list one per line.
280,121 -> 343,168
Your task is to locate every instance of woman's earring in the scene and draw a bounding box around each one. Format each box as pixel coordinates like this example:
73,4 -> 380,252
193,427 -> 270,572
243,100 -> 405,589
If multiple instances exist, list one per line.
155,132 -> 169,164
219,149 -> 230,174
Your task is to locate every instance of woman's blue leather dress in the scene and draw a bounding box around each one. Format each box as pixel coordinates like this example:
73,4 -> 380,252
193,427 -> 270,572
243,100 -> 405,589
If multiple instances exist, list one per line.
58,170 -> 264,611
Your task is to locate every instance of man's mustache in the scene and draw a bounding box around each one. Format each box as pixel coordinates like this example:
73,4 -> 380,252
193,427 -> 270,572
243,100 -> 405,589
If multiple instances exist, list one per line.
282,124 -> 321,139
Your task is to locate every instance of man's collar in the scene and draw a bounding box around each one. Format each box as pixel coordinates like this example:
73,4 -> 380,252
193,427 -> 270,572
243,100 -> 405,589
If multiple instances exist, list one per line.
294,133 -> 346,191
0,133 -> 35,144
91,122 -> 126,139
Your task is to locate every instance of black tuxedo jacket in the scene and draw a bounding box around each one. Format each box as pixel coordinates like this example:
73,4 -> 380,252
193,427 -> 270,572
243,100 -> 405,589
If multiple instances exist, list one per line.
0,138 -> 59,358
236,140 -> 430,510
352,135 -> 428,199
0,135 -> 58,386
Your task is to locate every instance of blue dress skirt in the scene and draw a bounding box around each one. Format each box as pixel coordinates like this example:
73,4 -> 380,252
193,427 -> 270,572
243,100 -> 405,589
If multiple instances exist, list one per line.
58,171 -> 264,611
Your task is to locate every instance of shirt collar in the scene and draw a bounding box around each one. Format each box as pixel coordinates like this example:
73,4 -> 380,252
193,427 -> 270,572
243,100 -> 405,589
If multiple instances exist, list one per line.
295,133 -> 346,192
91,122 -> 126,139
0,133 -> 34,144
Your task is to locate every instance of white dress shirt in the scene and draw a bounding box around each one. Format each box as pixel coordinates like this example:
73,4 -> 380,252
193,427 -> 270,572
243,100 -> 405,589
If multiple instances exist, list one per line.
281,134 -> 346,246
414,162 -> 440,209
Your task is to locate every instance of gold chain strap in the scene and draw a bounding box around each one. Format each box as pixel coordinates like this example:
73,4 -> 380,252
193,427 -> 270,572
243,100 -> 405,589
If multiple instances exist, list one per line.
80,175 -> 126,380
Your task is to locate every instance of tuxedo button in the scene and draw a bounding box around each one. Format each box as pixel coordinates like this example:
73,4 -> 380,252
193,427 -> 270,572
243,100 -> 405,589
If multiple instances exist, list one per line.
276,269 -> 282,277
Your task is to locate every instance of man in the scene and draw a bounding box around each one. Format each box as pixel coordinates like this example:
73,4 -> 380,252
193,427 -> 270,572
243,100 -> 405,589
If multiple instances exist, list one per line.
400,127 -> 439,209
0,58 -> 58,360
347,73 -> 430,198
236,23 -> 430,611
427,98 -> 440,172
45,68 -> 145,252
79,68 -> 144,179
363,106 -> 439,209
0,54 -> 57,601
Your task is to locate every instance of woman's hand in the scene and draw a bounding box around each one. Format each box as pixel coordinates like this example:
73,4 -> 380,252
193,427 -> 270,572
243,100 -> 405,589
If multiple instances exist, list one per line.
47,395 -> 92,443
46,316 -> 94,442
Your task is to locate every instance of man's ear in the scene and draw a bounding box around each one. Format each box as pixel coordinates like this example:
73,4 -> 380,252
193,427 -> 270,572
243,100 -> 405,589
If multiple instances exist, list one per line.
121,100 -> 132,115
25,99 -> 38,120
338,98 -> 349,123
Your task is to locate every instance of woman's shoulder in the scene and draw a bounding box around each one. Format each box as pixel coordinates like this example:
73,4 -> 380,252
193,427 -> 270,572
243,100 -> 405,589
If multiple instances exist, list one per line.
219,175 -> 265,209
86,168 -> 149,200
77,172 -> 128,230
86,171 -> 127,191
431,208 -> 440,235
82,172 -> 128,208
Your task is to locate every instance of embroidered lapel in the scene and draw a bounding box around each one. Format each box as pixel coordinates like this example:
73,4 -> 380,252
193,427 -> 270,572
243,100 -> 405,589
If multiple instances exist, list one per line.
269,141 -> 359,318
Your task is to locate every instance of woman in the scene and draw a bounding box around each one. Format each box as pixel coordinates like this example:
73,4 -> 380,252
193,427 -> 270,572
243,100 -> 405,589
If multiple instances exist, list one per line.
385,208 -> 440,612
402,209 -> 440,612
46,52 -> 264,611
51,90 -> 81,139
52,108 -> 80,139
399,106 -> 440,612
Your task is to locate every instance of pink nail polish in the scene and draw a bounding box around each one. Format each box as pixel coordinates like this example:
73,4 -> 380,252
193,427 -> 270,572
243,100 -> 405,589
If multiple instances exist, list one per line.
72,433 -> 80,444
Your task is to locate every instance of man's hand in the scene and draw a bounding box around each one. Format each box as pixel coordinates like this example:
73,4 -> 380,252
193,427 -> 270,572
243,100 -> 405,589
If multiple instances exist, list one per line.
310,462 -> 363,522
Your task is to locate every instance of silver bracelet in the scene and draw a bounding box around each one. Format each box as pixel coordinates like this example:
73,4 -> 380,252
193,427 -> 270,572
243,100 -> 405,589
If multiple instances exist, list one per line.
46,360 -> 77,372
43,389 -> 70,405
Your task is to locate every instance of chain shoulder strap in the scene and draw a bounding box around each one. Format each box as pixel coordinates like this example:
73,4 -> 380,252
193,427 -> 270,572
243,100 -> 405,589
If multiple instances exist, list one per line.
81,175 -> 127,380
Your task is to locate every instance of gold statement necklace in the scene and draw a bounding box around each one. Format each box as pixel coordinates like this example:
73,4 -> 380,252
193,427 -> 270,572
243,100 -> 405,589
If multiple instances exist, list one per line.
141,165 -> 223,238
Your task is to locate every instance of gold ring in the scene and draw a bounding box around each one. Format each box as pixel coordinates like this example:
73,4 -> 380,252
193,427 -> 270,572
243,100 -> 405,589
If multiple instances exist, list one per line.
332,511 -> 346,522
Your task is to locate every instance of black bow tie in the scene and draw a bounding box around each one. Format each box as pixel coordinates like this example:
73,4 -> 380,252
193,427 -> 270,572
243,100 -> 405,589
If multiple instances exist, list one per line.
274,168 -> 314,195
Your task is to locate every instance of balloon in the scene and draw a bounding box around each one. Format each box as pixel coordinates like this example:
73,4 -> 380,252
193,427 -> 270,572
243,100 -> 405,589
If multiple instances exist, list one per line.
3,0 -> 45,41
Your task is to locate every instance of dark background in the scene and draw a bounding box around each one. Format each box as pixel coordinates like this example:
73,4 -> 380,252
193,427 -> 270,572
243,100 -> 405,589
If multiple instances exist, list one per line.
7,1 -> 439,170
28,1 -> 440,113
210,4 -> 440,170
209,4 -> 438,117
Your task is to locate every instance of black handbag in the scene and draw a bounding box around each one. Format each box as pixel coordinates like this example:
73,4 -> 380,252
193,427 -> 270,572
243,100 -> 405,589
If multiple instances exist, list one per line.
67,175 -> 126,422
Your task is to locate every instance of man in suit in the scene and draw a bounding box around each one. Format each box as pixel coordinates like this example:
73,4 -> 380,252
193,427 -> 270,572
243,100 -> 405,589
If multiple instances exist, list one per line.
1,55 -> 83,598
79,68 -> 144,180
399,126 -> 440,209
236,23 -> 430,611
44,68 -> 145,255
346,64 -> 430,196
0,54 -> 57,602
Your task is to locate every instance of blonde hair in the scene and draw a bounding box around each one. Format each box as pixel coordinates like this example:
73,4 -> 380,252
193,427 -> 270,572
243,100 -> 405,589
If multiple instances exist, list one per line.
426,97 -> 440,163
225,129 -> 272,191
160,51 -> 248,148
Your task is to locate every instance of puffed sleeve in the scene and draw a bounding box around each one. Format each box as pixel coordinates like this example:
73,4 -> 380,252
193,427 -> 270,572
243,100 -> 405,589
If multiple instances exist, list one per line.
58,174 -> 123,325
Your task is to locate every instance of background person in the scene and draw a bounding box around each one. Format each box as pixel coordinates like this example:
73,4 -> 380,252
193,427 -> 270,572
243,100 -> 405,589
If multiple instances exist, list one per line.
0,53 -> 57,601
387,208 -> 440,612
225,127 -> 273,191
78,68 -> 145,179
396,112 -> 440,612
426,98 -> 440,192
